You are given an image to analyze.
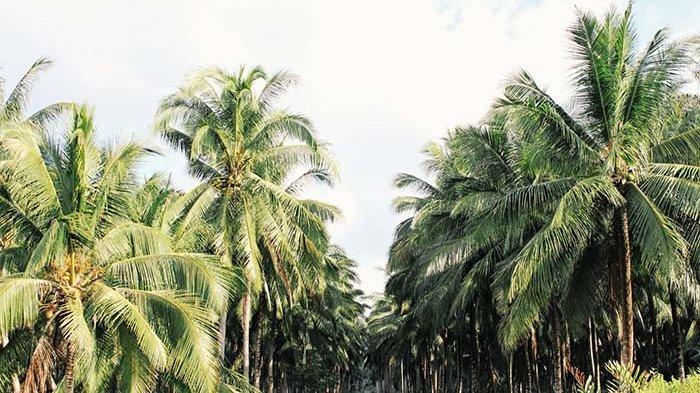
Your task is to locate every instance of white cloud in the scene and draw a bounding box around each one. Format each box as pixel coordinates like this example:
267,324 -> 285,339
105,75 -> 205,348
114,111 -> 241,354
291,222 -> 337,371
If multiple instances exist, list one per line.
356,263 -> 389,298
1,0 -> 696,296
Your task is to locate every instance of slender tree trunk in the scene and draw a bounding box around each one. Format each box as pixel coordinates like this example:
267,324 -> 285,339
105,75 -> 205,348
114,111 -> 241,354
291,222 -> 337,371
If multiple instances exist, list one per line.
457,333 -> 466,393
432,359 -> 438,393
252,296 -> 269,388
617,208 -> 635,365
646,285 -> 660,365
469,307 -> 481,379
416,359 -> 422,392
458,343 -> 464,393
64,345 -> 76,393
252,328 -> 263,388
280,370 -> 288,393
265,354 -> 274,393
441,330 -> 448,393
480,298 -> 498,393
563,323 -> 571,392
487,348 -> 496,393
387,364 -> 394,393
593,322 -> 601,391
588,318 -> 597,390
263,325 -> 275,393
241,291 -> 251,381
12,374 -> 20,393
607,253 -> 622,362
551,305 -> 563,393
508,352 -> 514,393
669,287 -> 686,380
525,341 -> 533,393
530,330 -> 540,393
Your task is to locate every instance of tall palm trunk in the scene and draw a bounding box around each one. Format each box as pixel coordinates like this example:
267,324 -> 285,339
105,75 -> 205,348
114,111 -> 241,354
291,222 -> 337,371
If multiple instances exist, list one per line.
669,287 -> 686,380
593,322 -> 601,390
252,324 -> 263,388
64,345 -> 76,393
457,340 -> 464,393
264,347 -> 275,393
616,208 -> 635,365
486,346 -> 496,393
415,359 -> 422,392
468,307 -> 480,376
264,320 -> 275,393
530,329 -> 540,393
525,341 -> 533,393
508,353 -> 514,393
241,291 -> 251,381
588,319 -> 596,379
588,318 -> 601,391
563,324 -> 572,392
386,364 -> 394,393
646,285 -> 660,365
551,305 -> 563,393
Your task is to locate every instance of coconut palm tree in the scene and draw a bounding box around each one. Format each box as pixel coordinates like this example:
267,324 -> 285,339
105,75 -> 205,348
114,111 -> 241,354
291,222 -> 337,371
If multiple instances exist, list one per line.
493,5 -> 697,365
269,245 -> 366,392
377,114 -> 539,392
0,106 -> 229,393
154,65 -> 337,380
131,173 -> 228,256
0,57 -> 69,129
367,295 -> 405,392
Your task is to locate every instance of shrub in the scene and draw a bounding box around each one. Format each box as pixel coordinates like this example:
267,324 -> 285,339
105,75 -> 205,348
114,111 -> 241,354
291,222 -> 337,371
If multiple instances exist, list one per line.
575,362 -> 700,392
640,374 -> 700,393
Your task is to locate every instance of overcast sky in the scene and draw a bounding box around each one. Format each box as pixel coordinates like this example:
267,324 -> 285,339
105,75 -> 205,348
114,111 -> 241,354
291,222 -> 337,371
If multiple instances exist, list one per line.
2,0 -> 698,296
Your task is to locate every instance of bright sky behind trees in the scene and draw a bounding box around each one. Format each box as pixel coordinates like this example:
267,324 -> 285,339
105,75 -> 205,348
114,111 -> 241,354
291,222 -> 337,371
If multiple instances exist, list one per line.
1,0 -> 698,296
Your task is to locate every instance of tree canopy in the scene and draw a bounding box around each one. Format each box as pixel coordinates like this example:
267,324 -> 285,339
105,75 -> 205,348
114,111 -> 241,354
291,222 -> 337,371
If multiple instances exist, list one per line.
0,3 -> 699,393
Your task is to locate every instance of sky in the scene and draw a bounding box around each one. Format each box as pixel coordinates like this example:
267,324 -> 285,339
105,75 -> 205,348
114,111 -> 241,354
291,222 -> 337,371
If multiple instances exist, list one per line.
1,0 -> 698,297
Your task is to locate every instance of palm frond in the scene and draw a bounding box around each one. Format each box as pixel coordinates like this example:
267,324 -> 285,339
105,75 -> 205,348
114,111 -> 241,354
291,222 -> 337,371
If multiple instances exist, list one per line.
2,57 -> 52,121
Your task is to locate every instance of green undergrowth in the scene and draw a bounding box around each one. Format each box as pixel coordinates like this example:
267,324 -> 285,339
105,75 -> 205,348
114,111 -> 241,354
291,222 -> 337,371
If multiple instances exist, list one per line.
640,374 -> 700,393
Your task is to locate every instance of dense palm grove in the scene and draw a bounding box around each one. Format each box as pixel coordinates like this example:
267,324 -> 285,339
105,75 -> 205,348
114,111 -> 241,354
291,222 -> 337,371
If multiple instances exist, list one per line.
0,60 -> 367,392
1,3 -> 700,393
367,5 -> 700,393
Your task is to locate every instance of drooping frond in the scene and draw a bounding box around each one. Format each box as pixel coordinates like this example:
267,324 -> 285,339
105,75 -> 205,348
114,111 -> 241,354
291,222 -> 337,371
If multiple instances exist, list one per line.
87,283 -> 167,371
105,252 -> 229,312
626,183 -> 688,279
120,288 -> 221,393
1,57 -> 52,122
57,293 -> 96,369
0,277 -> 52,337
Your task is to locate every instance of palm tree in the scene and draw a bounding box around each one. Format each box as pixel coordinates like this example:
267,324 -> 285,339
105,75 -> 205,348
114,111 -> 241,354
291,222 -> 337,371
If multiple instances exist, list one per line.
0,106 -> 228,392
271,245 -> 366,393
367,295 -> 405,392
155,65 -> 337,380
379,115 -> 534,392
494,5 -> 697,365
131,173 -> 228,256
0,57 -> 69,129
